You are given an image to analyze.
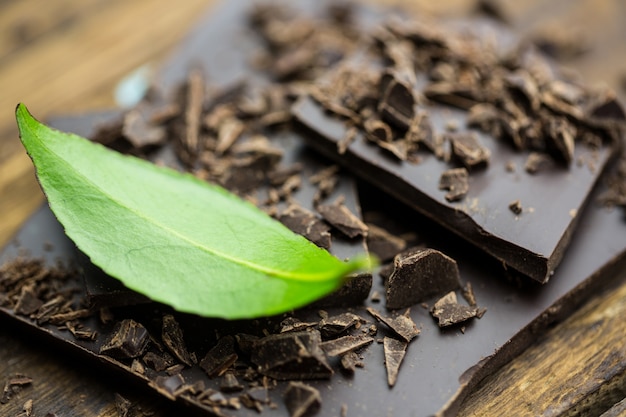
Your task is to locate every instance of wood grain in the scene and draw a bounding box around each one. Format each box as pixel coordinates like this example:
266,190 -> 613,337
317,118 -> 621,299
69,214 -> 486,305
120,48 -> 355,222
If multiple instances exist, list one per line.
457,281 -> 626,416
1,0 -> 625,416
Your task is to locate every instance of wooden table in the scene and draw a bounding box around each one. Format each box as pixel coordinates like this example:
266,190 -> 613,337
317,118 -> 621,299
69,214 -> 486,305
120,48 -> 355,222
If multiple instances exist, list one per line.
1,1 -> 625,416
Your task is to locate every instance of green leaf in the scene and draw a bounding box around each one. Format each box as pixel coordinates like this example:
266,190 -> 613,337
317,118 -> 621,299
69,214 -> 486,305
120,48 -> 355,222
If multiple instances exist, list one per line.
16,103 -> 371,319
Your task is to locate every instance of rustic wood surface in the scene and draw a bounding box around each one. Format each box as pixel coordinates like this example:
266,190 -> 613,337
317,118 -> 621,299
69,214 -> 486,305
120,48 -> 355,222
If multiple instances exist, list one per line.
0,0 -> 625,416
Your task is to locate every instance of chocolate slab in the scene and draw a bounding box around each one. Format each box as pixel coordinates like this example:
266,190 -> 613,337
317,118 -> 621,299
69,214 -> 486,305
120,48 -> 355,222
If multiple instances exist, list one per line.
3,2 -> 626,417
290,29 -> 621,284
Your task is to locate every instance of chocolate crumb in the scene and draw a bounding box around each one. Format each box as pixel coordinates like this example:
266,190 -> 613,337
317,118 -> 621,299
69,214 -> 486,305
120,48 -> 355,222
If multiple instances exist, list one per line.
509,200 -> 523,215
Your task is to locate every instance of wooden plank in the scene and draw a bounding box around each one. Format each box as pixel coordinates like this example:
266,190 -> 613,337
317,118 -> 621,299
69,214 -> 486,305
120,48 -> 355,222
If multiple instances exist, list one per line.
457,281 -> 626,416
0,0 -> 212,247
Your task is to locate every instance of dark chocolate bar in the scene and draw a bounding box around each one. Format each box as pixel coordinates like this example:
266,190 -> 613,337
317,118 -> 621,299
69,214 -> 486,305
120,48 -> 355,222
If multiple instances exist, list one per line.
291,18 -> 624,283
3,2 -> 626,417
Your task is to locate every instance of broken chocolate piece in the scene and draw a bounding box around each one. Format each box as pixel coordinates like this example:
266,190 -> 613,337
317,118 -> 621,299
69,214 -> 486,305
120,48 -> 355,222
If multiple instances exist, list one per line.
430,291 -> 479,327
280,317 -> 318,334
545,117 -> 576,165
383,337 -> 408,388
284,382 -> 322,417
378,70 -> 416,130
447,132 -> 490,170
199,335 -> 238,378
439,168 -> 469,202
316,201 -> 368,238
366,223 -> 407,263
278,205 -> 332,249
251,330 -> 332,380
1,374 -> 33,405
319,335 -> 374,357
318,312 -> 362,338
219,371 -> 244,393
99,319 -> 149,359
366,307 -> 420,343
386,247 -> 460,309
150,373 -> 185,400
340,351 -> 364,373
161,314 -> 194,367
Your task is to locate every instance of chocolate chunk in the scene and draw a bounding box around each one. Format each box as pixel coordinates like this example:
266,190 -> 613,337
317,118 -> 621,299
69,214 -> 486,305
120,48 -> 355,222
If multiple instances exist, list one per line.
316,200 -> 368,238
161,314 -> 194,366
318,312 -> 363,338
430,291 -> 479,327
99,319 -> 149,359
366,223 -> 407,263
199,335 -> 238,378
383,337 -> 408,388
366,307 -> 420,343
278,204 -> 332,249
461,282 -> 477,307
320,335 -> 374,357
386,247 -> 461,309
284,382 -> 322,417
251,330 -> 332,380
439,168 -> 469,202
447,132 -> 490,170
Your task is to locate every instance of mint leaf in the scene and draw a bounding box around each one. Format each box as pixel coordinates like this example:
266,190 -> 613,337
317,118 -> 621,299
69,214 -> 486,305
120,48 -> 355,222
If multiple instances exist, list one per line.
16,104 -> 371,319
